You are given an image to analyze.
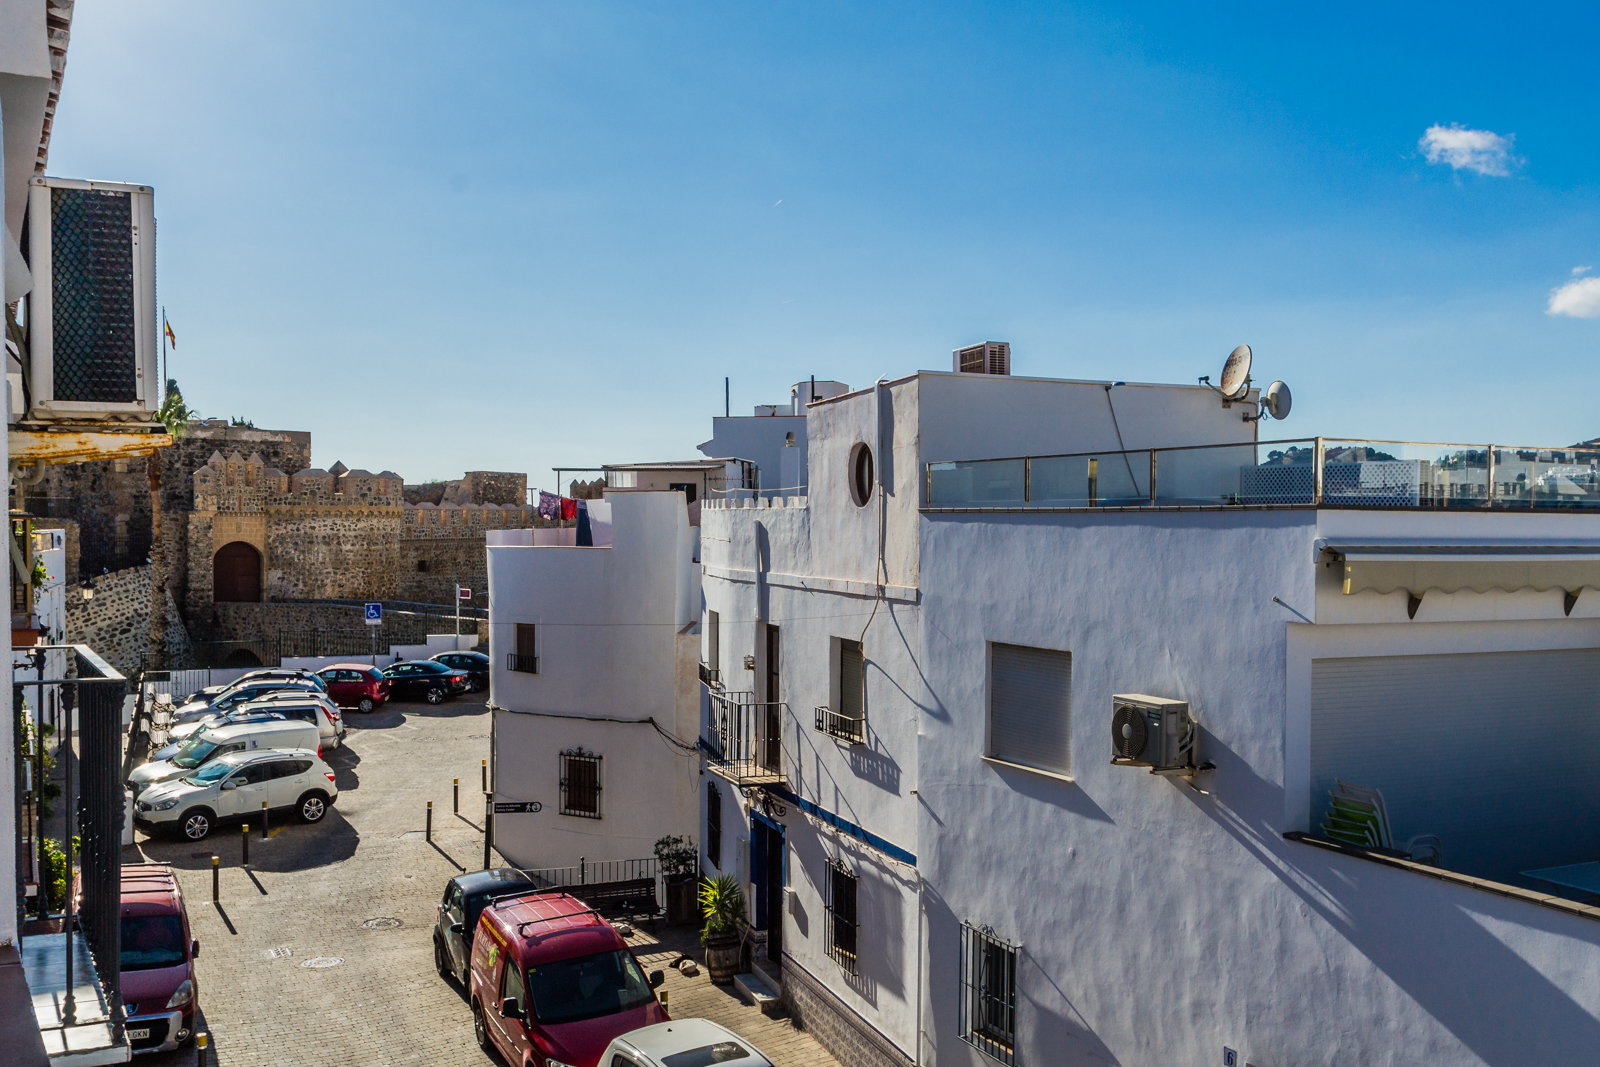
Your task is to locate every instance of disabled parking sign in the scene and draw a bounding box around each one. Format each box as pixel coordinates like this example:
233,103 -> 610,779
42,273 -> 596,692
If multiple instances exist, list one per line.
364,602 -> 382,625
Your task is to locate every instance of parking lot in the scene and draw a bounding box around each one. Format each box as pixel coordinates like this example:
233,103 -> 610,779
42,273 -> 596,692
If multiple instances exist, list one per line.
126,693 -> 837,1067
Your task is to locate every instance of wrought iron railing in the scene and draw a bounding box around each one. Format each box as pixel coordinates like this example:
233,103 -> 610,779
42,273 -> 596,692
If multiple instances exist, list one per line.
698,661 -> 721,689
506,653 -> 539,674
926,437 -> 1600,512
815,705 -> 865,745
960,921 -> 1019,1065
705,690 -> 786,784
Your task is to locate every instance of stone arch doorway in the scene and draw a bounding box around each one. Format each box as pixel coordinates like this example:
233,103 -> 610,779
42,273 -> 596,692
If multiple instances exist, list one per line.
214,541 -> 263,602
222,647 -> 263,668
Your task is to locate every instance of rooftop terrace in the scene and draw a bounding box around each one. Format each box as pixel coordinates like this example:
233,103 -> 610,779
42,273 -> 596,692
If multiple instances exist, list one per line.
925,437 -> 1600,511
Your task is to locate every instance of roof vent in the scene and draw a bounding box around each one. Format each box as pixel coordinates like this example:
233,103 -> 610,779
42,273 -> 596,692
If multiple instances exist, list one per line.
953,341 -> 1010,376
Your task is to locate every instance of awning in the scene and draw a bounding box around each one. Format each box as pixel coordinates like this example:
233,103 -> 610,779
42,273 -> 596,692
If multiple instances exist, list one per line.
1324,541 -> 1600,596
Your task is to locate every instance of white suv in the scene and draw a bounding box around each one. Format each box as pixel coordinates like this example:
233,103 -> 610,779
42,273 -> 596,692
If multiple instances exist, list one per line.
134,750 -> 339,842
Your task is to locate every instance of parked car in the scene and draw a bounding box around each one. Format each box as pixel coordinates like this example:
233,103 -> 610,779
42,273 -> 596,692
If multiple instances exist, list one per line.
431,650 -> 489,692
470,890 -> 668,1067
120,863 -> 200,1055
600,1020 -> 774,1067
433,868 -> 543,986
168,694 -> 345,749
134,749 -> 337,841
147,709 -> 290,763
168,679 -> 323,726
128,719 -> 322,795
316,663 -> 391,712
382,660 -> 470,704
183,667 -> 326,704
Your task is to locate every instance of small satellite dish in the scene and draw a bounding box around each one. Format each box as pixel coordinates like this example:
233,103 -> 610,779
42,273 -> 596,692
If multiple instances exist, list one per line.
1262,380 -> 1292,420
1219,345 -> 1252,399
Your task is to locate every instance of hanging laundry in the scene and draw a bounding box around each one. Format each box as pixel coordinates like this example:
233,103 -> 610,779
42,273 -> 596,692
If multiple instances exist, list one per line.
559,497 -> 577,522
538,491 -> 560,523
586,498 -> 613,547
575,500 -> 592,546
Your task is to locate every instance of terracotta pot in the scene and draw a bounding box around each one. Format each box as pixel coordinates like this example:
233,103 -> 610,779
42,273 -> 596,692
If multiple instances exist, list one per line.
703,935 -> 742,985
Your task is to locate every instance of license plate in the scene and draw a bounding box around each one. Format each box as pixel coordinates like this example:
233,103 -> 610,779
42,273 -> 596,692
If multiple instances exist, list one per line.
127,1028 -> 150,1040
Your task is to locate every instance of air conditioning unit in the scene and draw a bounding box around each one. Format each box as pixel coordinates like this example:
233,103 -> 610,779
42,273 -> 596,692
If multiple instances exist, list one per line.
23,176 -> 159,423
1110,694 -> 1196,771
953,341 -> 1010,376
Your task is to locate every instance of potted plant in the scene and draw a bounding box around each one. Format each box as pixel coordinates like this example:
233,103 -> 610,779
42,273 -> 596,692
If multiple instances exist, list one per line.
655,835 -> 700,925
699,874 -> 747,984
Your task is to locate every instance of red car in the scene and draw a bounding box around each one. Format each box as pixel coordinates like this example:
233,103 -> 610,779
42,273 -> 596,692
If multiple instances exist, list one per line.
315,663 -> 391,713
470,890 -> 667,1067
120,864 -> 200,1054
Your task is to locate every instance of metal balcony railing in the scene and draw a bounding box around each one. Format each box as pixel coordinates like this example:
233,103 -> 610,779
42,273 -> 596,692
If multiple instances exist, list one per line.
506,653 -> 539,674
705,690 -> 786,787
815,705 -> 865,745
926,437 -> 1600,512
698,661 -> 721,690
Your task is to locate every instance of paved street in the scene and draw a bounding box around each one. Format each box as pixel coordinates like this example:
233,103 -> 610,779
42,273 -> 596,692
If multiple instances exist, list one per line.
125,694 -> 837,1067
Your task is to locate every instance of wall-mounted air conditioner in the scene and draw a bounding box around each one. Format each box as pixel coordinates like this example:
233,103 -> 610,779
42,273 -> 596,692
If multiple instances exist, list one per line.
1110,693 -> 1196,771
23,176 -> 159,423
953,341 -> 1010,376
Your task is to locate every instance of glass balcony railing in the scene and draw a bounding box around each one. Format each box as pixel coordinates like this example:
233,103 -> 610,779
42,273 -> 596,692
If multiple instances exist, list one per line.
925,439 -> 1600,511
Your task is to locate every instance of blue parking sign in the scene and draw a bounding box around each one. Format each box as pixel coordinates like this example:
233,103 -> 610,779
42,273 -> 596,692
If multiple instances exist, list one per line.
364,602 -> 383,625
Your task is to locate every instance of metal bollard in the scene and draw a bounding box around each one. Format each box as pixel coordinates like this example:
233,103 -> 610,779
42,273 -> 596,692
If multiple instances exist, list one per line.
197,1031 -> 209,1066
483,792 -> 492,871
453,778 -> 459,813
659,989 -> 669,1013
426,801 -> 433,842
481,759 -> 487,793
242,824 -> 250,866
262,800 -> 269,840
211,855 -> 219,902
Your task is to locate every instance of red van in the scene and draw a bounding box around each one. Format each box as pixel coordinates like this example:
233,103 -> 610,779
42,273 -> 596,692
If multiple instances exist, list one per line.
119,864 -> 200,1054
469,890 -> 668,1067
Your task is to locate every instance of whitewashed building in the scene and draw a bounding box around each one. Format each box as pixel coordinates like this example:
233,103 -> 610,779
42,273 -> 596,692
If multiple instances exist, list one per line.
700,356 -> 1600,1067
486,489 -> 704,876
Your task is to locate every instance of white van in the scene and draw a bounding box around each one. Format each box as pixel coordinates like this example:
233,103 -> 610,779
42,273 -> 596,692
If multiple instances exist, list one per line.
169,696 -> 344,749
129,719 -> 322,795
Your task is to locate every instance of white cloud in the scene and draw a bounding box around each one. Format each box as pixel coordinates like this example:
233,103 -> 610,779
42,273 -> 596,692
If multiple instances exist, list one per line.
1419,124 -> 1519,176
1573,265 -> 1593,276
1548,276 -> 1600,319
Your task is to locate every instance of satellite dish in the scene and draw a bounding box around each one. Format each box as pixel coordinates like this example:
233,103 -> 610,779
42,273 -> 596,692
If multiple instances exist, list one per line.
1262,380 -> 1292,420
1219,345 -> 1252,399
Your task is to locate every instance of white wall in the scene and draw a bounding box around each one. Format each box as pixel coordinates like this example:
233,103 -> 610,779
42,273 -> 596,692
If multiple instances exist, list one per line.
917,504 -> 1600,1067
488,491 -> 701,870
700,414 -> 808,496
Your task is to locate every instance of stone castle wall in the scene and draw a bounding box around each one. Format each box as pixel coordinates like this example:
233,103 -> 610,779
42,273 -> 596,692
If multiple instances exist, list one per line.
63,564 -> 196,676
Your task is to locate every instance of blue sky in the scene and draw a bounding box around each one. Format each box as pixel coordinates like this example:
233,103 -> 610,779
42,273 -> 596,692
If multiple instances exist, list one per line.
47,2 -> 1600,484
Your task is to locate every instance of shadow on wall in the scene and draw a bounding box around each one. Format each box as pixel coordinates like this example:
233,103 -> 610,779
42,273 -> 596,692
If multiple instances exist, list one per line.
1192,735 -> 1600,1065
921,881 -> 1123,1066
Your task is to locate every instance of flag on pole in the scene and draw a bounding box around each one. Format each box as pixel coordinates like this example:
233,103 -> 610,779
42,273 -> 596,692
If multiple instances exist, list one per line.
164,319 -> 176,348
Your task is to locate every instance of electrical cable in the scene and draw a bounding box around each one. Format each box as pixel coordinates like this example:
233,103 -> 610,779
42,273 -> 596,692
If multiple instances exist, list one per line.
1103,384 -> 1141,494
484,702 -> 701,756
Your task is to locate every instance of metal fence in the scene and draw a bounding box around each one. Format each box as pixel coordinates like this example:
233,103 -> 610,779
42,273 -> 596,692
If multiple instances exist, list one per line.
174,619 -> 486,669
927,437 -> 1600,512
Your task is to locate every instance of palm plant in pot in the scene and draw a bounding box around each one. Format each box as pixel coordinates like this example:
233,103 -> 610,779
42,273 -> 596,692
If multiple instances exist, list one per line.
699,874 -> 747,985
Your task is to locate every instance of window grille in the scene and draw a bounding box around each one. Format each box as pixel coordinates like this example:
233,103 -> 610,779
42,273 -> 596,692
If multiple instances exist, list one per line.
989,644 -> 1071,776
825,858 -> 858,975
508,623 -> 539,674
707,782 -> 723,868
559,749 -> 601,818
960,922 -> 1018,1065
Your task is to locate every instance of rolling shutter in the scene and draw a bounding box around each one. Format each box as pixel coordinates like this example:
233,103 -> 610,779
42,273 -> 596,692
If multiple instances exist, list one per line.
840,639 -> 864,723
989,644 -> 1071,774
1311,649 -> 1600,881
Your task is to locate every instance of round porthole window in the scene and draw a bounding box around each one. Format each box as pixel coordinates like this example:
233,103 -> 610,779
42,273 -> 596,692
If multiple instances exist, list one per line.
849,443 -> 874,507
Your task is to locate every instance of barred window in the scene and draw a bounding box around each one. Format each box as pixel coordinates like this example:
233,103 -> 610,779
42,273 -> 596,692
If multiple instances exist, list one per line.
825,859 -> 858,974
960,922 -> 1018,1065
559,749 -> 601,818
707,782 -> 723,869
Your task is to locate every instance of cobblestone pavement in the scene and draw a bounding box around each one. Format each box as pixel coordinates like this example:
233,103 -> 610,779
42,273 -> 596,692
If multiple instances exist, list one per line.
126,694 -> 837,1067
